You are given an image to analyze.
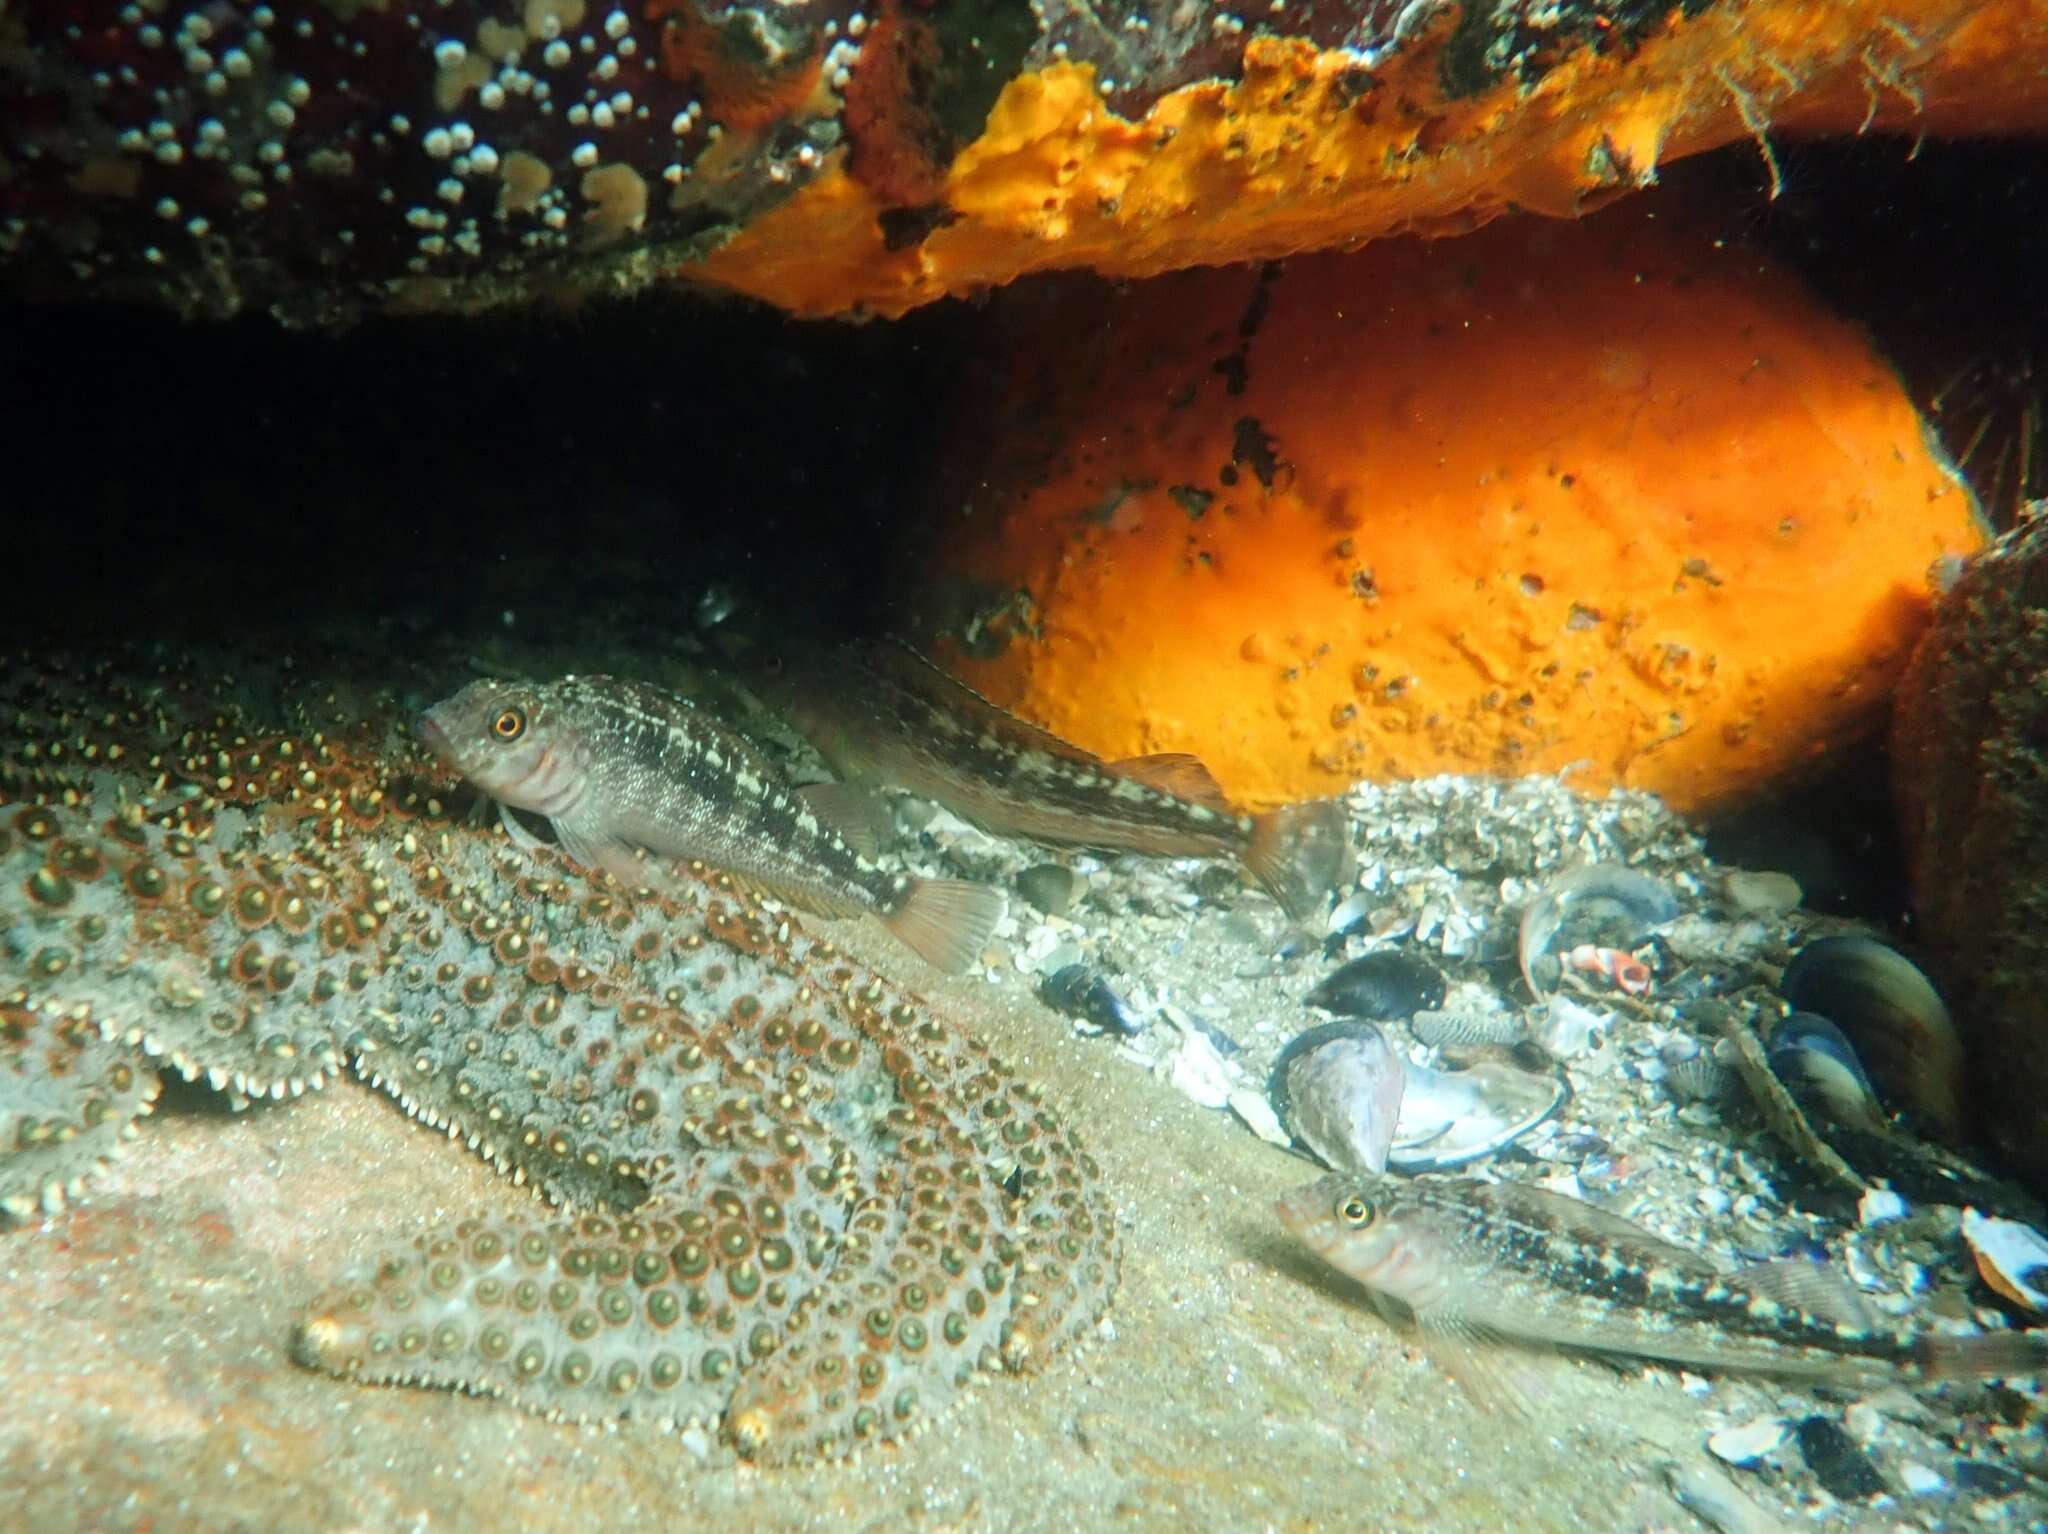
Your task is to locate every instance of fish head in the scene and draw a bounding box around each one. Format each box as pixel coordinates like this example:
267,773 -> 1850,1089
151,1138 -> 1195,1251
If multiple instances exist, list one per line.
417,679 -> 586,814
1275,1173 -> 1408,1271
1276,1173 -> 1454,1307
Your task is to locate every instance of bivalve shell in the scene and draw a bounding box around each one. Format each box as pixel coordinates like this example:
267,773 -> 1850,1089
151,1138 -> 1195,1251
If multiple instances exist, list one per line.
1961,1208 -> 2048,1311
1779,935 -> 1965,1142
1306,948 -> 1447,1021
1387,1059 -> 1567,1173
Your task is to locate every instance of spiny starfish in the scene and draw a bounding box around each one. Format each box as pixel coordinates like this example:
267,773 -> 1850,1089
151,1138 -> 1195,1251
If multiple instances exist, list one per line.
0,650 -> 1117,1464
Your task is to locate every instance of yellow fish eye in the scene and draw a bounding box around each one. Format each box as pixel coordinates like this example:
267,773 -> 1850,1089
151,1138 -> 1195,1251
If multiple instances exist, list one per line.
492,706 -> 527,741
1339,1195 -> 1375,1227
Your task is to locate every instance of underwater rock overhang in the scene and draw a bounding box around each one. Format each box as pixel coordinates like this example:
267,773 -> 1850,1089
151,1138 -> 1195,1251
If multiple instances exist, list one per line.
6,0 -> 2048,322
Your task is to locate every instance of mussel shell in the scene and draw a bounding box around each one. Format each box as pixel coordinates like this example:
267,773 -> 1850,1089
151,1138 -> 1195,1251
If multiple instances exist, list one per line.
1270,1021 -> 1405,1175
1779,936 -> 1964,1141
1766,1012 -> 1885,1134
1038,963 -> 1141,1036
1701,999 -> 1867,1193
1016,863 -> 1081,917
1270,1023 -> 1563,1174
1387,1060 -> 1567,1172
1306,949 -> 1447,1020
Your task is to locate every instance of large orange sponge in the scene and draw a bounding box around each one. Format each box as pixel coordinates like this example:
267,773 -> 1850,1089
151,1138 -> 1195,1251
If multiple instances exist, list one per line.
911,190 -> 1984,815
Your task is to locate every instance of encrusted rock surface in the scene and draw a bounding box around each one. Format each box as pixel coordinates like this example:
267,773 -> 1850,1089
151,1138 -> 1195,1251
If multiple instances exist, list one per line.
1892,512 -> 2048,1187
9,0 -> 2048,321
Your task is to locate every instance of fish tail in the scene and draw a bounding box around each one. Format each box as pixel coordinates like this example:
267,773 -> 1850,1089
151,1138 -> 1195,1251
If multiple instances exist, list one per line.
1242,799 -> 1355,919
1917,1328 -> 2048,1380
881,879 -> 1007,975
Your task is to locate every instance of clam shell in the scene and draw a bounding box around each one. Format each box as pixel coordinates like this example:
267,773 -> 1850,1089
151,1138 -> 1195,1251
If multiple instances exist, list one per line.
1269,1025 -> 1563,1174
1533,994 -> 1609,1060
1664,1055 -> 1737,1105
1410,1008 -> 1527,1048
1779,936 -> 1965,1141
1723,869 -> 1802,915
1707,1417 -> 1788,1467
1961,1208 -> 2048,1311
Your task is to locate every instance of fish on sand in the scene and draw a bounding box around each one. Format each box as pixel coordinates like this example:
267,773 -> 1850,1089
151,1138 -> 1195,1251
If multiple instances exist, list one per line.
418,674 -> 1006,974
1278,1172 -> 2048,1403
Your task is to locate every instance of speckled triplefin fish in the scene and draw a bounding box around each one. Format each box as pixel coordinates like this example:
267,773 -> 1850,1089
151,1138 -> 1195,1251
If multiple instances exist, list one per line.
756,640 -> 1355,919
1278,1173 -> 2048,1401
418,675 -> 1006,974
0,649 -> 1117,1463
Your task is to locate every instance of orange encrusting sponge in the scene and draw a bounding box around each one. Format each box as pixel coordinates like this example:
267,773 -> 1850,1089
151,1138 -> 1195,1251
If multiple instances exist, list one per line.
912,194 -> 1984,816
683,3 -> 2048,320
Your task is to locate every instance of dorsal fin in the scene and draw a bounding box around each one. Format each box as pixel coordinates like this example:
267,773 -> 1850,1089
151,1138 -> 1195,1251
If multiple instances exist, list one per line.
1737,1258 -> 1877,1330
1470,1182 -> 1725,1279
1107,753 -> 1235,811
866,641 -> 1104,765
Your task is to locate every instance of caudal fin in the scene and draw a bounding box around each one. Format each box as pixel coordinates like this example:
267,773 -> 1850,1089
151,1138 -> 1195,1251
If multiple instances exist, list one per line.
1243,798 -> 1356,919
1920,1328 -> 2048,1380
882,879 -> 1007,974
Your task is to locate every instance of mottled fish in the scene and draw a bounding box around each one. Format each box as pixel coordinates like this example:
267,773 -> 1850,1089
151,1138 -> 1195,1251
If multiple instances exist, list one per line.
1277,1172 -> 2048,1401
755,640 -> 1354,919
418,675 -> 1007,974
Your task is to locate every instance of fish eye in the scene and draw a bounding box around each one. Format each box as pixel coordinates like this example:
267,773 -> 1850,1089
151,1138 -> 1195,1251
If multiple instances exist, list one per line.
1338,1195 -> 1375,1227
491,706 -> 527,741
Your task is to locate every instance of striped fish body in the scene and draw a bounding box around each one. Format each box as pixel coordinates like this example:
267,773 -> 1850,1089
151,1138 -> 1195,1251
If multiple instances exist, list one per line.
765,641 -> 1352,918
417,675 -> 1004,973
1277,1173 -> 2048,1391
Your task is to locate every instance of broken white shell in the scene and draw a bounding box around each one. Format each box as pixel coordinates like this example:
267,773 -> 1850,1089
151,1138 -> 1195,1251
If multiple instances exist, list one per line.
1387,1059 -> 1567,1173
1707,1417 -> 1787,1467
1534,994 -> 1609,1060
1961,1207 -> 2048,1310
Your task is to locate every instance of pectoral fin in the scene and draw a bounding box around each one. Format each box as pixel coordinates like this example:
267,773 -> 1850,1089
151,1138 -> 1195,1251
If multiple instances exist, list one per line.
551,815 -> 670,892
1243,799 -> 1355,919
1739,1258 -> 1877,1330
1413,1308 -> 1547,1418
497,802 -> 550,856
881,879 -> 1007,974
796,781 -> 892,860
